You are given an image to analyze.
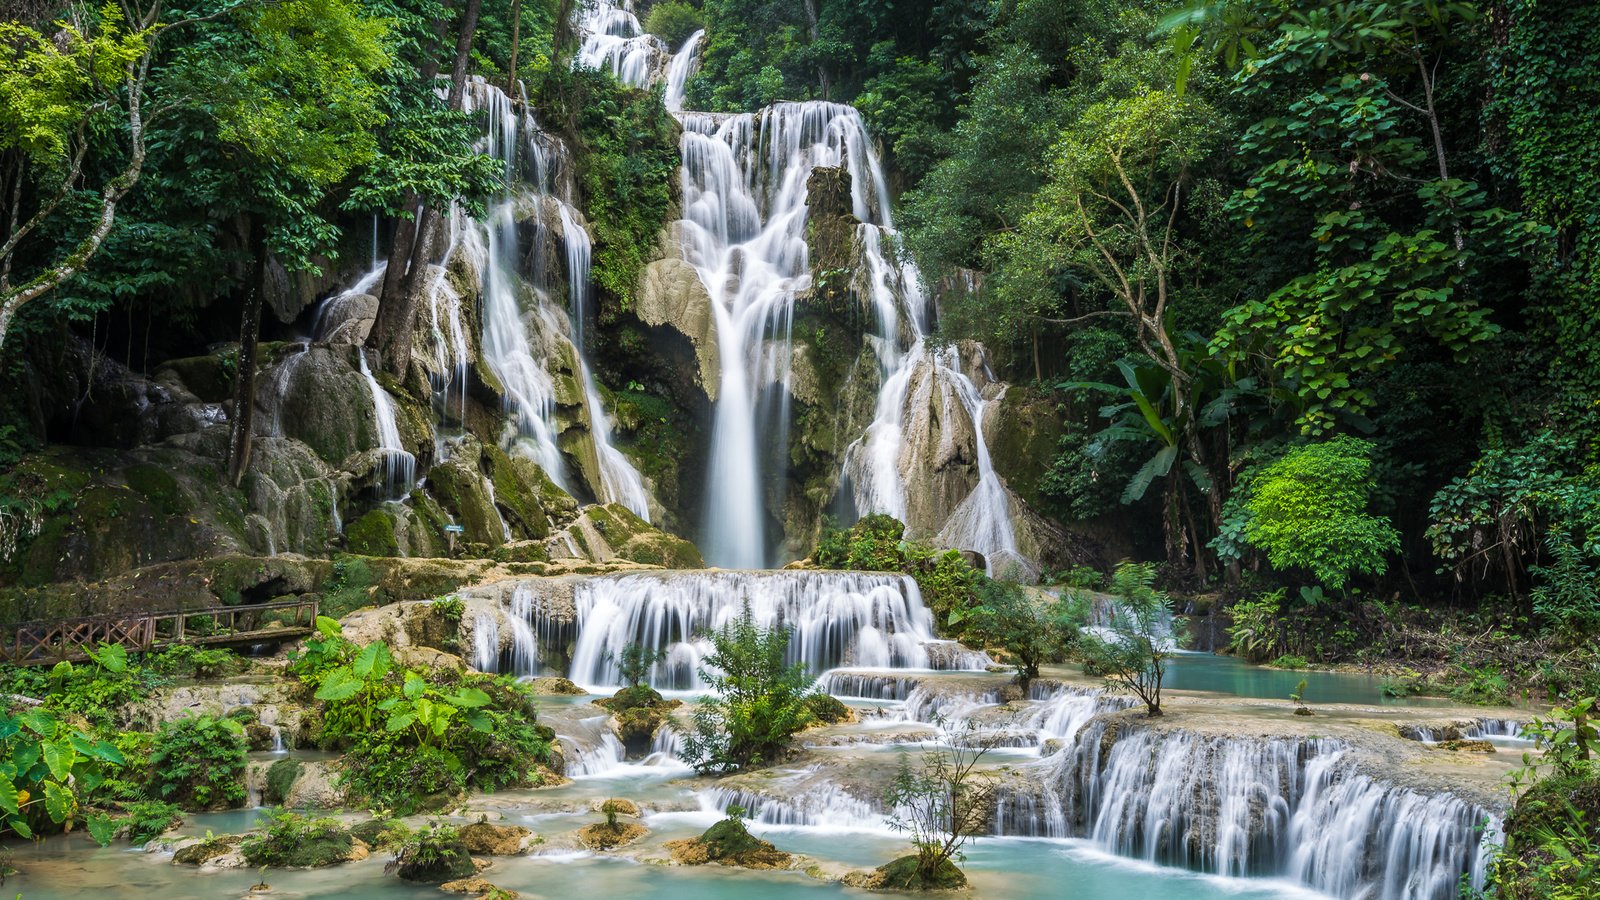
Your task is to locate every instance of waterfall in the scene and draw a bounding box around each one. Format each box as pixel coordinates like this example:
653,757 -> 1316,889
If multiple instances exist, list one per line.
999,722 -> 1502,900
663,29 -> 703,111
458,79 -> 652,518
355,349 -> 416,500
673,103 -> 896,566
488,569 -> 989,688
575,0 -> 666,88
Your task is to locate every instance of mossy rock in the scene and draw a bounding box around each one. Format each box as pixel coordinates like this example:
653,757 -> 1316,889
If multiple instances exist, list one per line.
984,387 -> 1065,511
457,822 -> 533,855
242,824 -> 357,868
577,503 -> 704,568
865,854 -> 968,891
347,508 -> 401,557
173,834 -> 245,866
157,354 -> 234,402
485,444 -> 553,540
264,758 -> 303,804
576,820 -> 647,850
396,840 -> 477,883
349,817 -> 409,851
804,693 -> 854,725
597,687 -> 682,752
124,464 -> 186,516
667,818 -> 793,869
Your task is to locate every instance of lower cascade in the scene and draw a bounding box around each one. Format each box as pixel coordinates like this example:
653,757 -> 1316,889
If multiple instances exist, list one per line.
997,722 -> 1502,900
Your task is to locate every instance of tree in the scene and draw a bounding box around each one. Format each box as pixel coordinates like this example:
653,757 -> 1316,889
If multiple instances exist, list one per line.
879,720 -> 1001,890
1242,436 -> 1399,591
959,579 -> 1071,689
1065,562 -> 1179,716
0,4 -> 156,354
680,603 -> 816,773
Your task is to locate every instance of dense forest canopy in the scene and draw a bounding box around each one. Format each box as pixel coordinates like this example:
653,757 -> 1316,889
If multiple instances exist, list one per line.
8,0 -> 1595,630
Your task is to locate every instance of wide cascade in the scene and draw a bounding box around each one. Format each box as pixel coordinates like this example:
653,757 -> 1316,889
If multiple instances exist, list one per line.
469,569 -> 990,689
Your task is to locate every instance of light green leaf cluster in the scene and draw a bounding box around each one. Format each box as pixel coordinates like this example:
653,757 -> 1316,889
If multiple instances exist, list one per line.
0,5 -> 149,163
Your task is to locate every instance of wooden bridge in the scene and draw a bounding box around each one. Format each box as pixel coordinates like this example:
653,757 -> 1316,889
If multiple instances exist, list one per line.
0,598 -> 319,665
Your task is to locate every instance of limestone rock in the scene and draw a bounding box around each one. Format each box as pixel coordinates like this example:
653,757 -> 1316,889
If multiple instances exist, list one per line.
546,503 -> 703,568
636,252 -> 720,401
458,822 -> 536,855
313,291 -> 379,345
576,821 -> 647,851
442,877 -> 519,898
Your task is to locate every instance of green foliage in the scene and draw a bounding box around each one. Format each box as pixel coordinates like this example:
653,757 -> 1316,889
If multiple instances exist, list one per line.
393,821 -> 475,883
881,721 -> 997,890
1225,589 -> 1283,663
298,627 -> 551,812
814,513 -> 905,570
611,642 -> 666,689
0,645 -> 159,728
681,604 -> 816,773
539,66 -> 678,312
0,706 -> 124,841
116,799 -> 181,845
145,645 -> 242,679
1242,436 -> 1399,590
1065,563 -> 1179,716
644,1 -> 705,47
431,595 -> 465,623
148,714 -> 247,811
960,581 -> 1072,687
242,807 -> 355,868
0,5 -> 150,163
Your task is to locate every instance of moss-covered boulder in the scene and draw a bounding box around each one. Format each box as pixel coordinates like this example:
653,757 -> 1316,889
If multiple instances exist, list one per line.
457,821 -> 535,855
857,854 -> 968,891
266,345 -> 376,468
666,818 -> 793,869
983,386 -> 1065,512
596,686 -> 683,754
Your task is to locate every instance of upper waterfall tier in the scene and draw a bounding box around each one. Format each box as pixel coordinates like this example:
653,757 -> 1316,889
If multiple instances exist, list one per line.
463,569 -> 991,689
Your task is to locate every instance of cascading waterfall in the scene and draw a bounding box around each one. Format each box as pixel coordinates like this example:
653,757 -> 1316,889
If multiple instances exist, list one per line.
663,29 -> 703,111
674,102 -> 894,566
458,78 -> 651,517
485,570 -> 989,688
575,0 -> 666,88
997,722 -> 1501,900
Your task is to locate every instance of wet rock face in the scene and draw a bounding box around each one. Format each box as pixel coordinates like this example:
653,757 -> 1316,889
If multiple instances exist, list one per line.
262,345 -> 376,468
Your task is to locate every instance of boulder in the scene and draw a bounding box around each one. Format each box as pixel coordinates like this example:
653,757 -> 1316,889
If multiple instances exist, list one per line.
665,818 -> 792,869
458,822 -> 535,855
635,249 -> 720,401
576,821 -> 647,851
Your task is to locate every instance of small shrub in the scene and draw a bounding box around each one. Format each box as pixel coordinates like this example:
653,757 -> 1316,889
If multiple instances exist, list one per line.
118,799 -> 182,845
393,823 -> 475,883
1271,654 -> 1309,670
960,579 -> 1072,687
681,604 -> 816,773
146,645 -> 242,679
432,596 -> 465,623
242,808 -> 356,868
148,714 -> 248,810
1065,563 -> 1180,716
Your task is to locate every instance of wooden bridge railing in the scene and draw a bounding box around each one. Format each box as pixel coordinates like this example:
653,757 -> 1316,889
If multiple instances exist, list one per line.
0,598 -> 319,666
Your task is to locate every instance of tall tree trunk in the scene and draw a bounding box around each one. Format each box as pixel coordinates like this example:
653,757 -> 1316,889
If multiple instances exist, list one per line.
226,226 -> 269,486
505,0 -> 522,96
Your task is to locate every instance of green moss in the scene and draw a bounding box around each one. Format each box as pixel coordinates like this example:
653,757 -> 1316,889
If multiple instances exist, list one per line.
264,759 -> 303,805
320,556 -> 378,618
985,388 -> 1066,511
347,509 -> 400,557
242,810 -> 355,868
486,443 -> 552,540
872,854 -> 968,890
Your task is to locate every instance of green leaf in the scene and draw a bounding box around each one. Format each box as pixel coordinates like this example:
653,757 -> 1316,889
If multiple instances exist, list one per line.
88,812 -> 116,846
385,711 -> 416,733
447,687 -> 491,709
19,707 -> 57,738
42,739 -> 76,781
315,615 -> 343,639
314,667 -> 362,702
43,780 -> 74,824
353,641 -> 392,680
465,710 -> 493,733
8,814 -> 33,838
0,778 -> 18,815
403,673 -> 426,700
1122,445 -> 1179,504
